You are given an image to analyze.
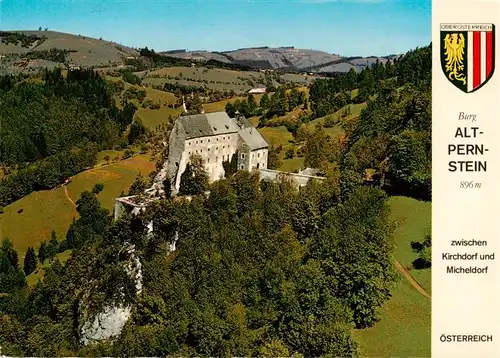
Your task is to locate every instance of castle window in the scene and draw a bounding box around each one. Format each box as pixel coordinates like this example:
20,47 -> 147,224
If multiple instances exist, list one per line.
241,165 -> 244,169
208,139 -> 210,142
208,148 -> 210,151
241,153 -> 245,159
207,158 -> 210,163
189,151 -> 191,155
258,153 -> 260,158
216,156 -> 218,161
196,141 -> 198,144
223,146 -> 225,149
201,140 -> 203,143
216,147 -> 218,150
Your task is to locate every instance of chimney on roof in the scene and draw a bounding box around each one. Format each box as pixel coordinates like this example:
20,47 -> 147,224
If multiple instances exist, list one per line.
235,110 -> 243,127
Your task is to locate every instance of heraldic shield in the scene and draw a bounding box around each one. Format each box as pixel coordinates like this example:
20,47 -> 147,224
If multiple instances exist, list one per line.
440,23 -> 495,93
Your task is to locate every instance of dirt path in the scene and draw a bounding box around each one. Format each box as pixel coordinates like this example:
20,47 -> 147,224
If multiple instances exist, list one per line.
393,259 -> 431,299
63,185 -> 77,209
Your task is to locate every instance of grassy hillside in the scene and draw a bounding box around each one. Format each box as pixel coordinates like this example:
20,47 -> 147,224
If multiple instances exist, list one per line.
66,154 -> 156,211
0,30 -> 138,74
353,196 -> 431,357
0,186 -> 77,254
388,196 -> 432,293
353,275 -> 431,357
203,93 -> 266,113
140,66 -> 266,93
136,106 -> 182,131
307,102 -> 366,136
0,154 -> 156,253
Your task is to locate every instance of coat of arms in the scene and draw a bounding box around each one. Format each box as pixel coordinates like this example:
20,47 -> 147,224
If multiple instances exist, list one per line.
440,23 -> 495,93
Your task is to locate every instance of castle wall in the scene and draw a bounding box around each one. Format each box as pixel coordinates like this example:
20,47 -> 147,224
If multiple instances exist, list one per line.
167,122 -> 187,195
249,148 -> 268,170
181,132 -> 239,186
258,168 -> 325,187
237,138 -> 251,170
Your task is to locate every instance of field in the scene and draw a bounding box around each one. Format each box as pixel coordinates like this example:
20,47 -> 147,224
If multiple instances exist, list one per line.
0,187 -> 78,254
203,93 -> 266,113
388,196 -> 432,293
259,126 -> 295,148
66,154 -> 156,212
0,154 -> 156,253
140,66 -> 268,93
353,275 -> 431,357
136,106 -> 182,131
309,102 -> 367,125
353,196 -> 431,357
0,31 -> 139,74
280,158 -> 305,173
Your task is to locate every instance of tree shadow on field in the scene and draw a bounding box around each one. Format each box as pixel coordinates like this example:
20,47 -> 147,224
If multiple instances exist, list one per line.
412,257 -> 431,269
410,234 -> 432,269
410,240 -> 423,252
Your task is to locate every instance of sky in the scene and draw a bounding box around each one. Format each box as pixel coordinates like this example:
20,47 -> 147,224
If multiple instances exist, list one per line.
1,0 -> 431,57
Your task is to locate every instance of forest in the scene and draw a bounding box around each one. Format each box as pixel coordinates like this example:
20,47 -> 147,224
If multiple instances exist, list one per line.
0,44 -> 431,356
0,69 -> 138,207
139,47 -> 255,72
0,166 -> 395,356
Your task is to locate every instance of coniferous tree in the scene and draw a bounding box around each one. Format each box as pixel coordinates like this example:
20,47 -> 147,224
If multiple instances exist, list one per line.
47,230 -> 59,259
247,94 -> 257,116
267,145 -> 282,170
92,183 -> 104,194
222,151 -> 238,177
225,102 -> 235,117
38,241 -> 48,264
260,93 -> 270,111
128,173 -> 149,195
128,118 -> 147,145
23,247 -> 37,276
179,155 -> 209,196
288,87 -> 300,109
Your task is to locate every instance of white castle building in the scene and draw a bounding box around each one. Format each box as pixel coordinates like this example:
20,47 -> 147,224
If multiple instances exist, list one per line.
114,111 -> 326,221
165,111 -> 269,195
114,111 -> 269,219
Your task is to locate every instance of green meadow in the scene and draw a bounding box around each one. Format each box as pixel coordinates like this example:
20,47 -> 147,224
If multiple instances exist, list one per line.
388,196 -> 432,293
354,196 -> 431,357
0,154 -> 156,254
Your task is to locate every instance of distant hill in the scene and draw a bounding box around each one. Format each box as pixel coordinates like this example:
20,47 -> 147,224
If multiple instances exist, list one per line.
0,30 -> 399,75
0,30 -> 138,74
160,47 -> 398,74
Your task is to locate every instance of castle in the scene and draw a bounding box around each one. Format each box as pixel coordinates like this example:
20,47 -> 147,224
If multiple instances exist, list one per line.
114,111 -> 269,219
165,111 -> 268,195
105,111 -> 324,346
114,111 -> 325,221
